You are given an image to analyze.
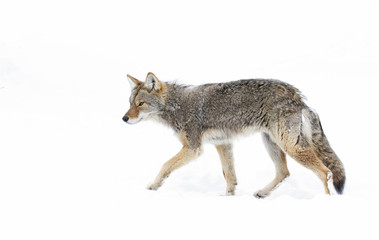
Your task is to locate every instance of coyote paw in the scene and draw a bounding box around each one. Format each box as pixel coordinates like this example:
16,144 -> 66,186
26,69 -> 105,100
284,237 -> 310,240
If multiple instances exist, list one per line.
226,187 -> 235,196
254,190 -> 269,199
147,183 -> 160,191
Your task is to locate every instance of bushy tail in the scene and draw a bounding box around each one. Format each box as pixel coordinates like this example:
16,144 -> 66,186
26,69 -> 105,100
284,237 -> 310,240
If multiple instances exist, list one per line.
302,108 -> 346,194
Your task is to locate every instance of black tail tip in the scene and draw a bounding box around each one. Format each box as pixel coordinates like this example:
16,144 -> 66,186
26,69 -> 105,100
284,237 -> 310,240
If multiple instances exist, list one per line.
334,177 -> 346,194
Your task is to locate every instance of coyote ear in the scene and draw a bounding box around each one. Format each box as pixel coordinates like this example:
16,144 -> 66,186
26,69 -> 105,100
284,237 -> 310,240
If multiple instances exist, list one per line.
145,72 -> 162,92
127,74 -> 142,89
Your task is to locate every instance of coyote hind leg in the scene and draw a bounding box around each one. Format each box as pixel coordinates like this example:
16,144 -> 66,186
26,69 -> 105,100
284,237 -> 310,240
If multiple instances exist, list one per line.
287,148 -> 332,195
273,110 -> 333,195
254,133 -> 290,198
215,144 -> 237,196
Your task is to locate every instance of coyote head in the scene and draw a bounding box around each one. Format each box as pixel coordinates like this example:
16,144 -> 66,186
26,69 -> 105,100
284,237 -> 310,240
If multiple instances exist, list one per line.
122,72 -> 166,124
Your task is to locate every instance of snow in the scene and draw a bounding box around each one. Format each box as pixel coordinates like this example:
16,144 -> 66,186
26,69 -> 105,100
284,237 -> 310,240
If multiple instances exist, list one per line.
1,0 -> 379,239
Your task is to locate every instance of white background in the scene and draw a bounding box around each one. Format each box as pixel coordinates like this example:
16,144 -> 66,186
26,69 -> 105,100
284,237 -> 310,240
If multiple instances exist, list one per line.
1,0 -> 379,239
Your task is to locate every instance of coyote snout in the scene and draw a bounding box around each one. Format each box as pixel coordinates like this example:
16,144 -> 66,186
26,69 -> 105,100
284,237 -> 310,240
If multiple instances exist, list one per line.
122,116 -> 129,123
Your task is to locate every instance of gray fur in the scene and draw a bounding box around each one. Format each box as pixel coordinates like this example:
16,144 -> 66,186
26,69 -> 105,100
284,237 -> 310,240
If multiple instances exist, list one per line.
158,79 -> 305,148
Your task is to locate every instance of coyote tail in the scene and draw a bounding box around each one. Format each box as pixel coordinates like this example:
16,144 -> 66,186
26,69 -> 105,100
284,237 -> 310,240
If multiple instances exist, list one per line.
302,108 -> 346,194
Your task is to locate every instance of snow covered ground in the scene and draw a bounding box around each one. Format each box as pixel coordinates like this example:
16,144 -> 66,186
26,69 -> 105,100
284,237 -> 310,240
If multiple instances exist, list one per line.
1,0 -> 379,239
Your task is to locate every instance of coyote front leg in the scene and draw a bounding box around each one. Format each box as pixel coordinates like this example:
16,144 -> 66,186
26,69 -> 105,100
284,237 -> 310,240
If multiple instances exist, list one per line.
148,146 -> 202,190
215,144 -> 237,196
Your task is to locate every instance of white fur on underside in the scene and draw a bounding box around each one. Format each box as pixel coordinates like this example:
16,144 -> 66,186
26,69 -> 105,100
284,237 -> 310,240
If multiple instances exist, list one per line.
201,127 -> 261,145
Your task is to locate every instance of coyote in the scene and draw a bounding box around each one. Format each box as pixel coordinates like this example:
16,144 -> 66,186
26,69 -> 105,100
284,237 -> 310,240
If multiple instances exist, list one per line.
122,72 -> 345,198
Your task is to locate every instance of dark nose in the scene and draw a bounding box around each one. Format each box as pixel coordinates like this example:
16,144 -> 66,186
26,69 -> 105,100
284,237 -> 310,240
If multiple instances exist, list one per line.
122,116 -> 129,123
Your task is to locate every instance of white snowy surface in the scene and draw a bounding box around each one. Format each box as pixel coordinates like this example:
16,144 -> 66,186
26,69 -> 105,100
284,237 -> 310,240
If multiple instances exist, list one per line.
1,0 -> 379,239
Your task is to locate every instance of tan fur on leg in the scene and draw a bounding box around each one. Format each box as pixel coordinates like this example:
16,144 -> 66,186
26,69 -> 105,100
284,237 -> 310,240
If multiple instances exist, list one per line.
215,144 -> 237,195
148,146 -> 202,190
286,148 -> 332,195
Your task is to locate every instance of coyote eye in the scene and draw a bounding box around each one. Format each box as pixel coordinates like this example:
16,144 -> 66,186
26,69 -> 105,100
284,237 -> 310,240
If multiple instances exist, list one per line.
138,102 -> 145,106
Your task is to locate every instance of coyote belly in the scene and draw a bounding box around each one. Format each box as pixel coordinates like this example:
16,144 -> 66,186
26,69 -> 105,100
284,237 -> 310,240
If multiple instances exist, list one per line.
122,72 -> 346,198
